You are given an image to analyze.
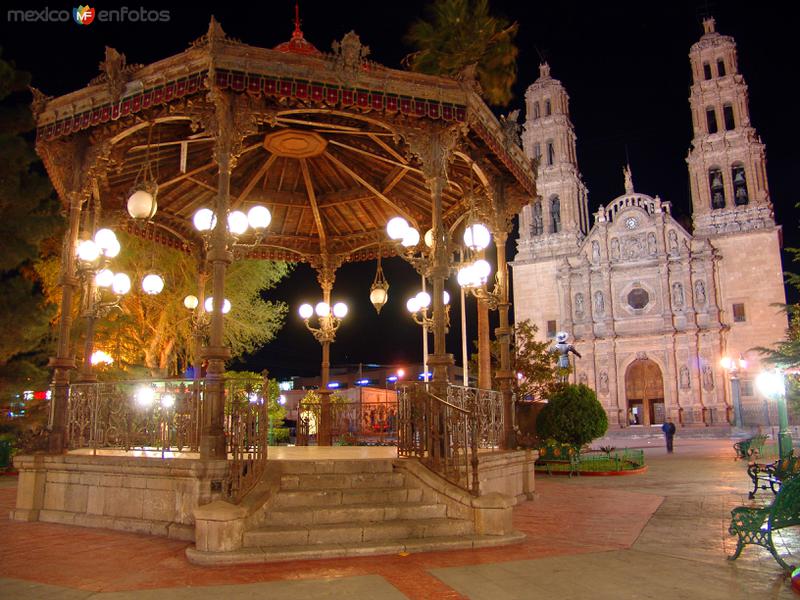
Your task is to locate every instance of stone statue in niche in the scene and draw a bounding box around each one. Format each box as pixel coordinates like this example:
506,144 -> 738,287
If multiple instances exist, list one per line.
594,291 -> 605,316
591,240 -> 601,264
647,232 -> 657,255
668,230 -> 679,255
702,365 -> 714,391
679,365 -> 690,390
578,372 -> 588,386
671,282 -> 684,308
694,280 -> 706,305
599,371 -> 609,394
574,293 -> 585,319
610,238 -> 620,261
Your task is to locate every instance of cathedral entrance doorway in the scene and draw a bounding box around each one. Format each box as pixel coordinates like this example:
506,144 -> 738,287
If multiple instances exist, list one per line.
625,359 -> 665,426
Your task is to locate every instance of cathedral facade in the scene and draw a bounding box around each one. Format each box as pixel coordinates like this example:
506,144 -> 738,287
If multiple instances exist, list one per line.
512,18 -> 787,429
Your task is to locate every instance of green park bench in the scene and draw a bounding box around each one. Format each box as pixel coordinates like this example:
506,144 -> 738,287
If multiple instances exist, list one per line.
536,443 -> 580,477
729,474 -> 800,571
733,434 -> 767,461
746,452 -> 800,499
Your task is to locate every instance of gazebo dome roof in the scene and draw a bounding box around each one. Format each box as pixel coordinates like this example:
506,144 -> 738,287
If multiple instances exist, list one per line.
273,6 -> 321,56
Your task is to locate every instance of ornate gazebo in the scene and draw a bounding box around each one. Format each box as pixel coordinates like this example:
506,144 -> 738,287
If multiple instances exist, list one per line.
15,17 -> 537,560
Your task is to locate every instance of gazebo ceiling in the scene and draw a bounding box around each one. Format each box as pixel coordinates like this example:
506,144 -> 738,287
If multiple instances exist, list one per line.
32,19 -> 535,265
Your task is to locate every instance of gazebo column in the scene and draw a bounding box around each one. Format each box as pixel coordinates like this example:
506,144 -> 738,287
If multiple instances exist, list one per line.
493,229 -> 514,449
200,148 -> 233,460
427,173 -> 454,387
47,191 -> 85,452
477,298 -> 492,389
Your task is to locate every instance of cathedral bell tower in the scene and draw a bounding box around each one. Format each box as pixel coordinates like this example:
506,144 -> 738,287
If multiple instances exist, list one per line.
687,17 -> 774,235
516,63 -> 589,261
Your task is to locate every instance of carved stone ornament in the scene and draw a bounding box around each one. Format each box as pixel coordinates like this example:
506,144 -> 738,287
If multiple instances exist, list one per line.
332,31 -> 370,75
599,371 -> 609,394
499,109 -> 522,149
635,351 -> 647,361
397,124 -> 463,183
91,47 -> 142,104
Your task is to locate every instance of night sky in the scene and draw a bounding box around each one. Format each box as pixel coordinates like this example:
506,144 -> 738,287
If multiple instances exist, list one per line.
1,1 -> 796,378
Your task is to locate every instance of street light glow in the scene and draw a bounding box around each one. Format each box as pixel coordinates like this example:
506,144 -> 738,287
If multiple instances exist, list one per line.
756,370 -> 785,397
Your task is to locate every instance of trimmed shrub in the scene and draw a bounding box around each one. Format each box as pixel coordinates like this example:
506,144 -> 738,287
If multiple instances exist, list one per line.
536,384 -> 608,448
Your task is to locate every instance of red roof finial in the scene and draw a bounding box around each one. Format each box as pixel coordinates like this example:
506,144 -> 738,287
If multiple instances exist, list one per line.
274,2 -> 321,56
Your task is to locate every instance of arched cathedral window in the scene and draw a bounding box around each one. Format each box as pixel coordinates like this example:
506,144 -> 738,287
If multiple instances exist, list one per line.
531,201 -> 543,236
544,98 -> 552,116
709,168 -> 726,209
533,101 -> 540,120
717,58 -> 726,77
534,143 -> 542,163
550,196 -> 561,233
546,140 -> 555,166
703,62 -> 712,80
732,164 -> 749,205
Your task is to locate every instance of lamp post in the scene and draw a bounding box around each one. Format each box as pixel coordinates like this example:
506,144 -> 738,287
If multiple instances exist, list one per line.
720,355 -> 747,428
298,300 -> 348,445
75,229 -> 132,382
756,369 -> 792,459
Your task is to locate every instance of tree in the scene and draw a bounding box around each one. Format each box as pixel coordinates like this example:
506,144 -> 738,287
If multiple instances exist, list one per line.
469,319 -> 558,399
536,384 -> 608,448
0,51 -> 62,397
36,231 -> 291,376
404,0 -> 519,106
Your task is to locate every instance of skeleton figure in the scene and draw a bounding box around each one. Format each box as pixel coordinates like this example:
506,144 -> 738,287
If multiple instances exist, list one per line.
552,331 -> 582,382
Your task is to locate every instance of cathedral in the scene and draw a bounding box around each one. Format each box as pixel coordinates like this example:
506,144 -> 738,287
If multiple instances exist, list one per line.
512,18 -> 787,429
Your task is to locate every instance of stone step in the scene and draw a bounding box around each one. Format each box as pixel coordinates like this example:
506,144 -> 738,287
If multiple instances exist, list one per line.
280,471 -> 405,490
243,518 -> 474,548
262,501 -> 447,527
187,531 -> 526,565
272,486 -> 423,508
275,459 -> 395,475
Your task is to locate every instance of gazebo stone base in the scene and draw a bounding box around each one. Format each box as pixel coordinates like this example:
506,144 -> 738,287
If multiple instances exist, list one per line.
12,453 -> 229,541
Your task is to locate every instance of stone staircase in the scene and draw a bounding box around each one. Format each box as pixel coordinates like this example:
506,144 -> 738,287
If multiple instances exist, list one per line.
187,458 -> 524,564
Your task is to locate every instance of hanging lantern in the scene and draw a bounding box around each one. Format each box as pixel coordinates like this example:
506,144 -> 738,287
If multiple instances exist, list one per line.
127,123 -> 159,220
369,254 -> 389,314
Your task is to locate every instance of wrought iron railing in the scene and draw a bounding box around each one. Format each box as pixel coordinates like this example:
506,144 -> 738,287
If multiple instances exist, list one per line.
66,379 -> 201,454
398,383 -> 504,496
224,378 -> 270,501
65,377 -> 270,502
297,400 -> 398,446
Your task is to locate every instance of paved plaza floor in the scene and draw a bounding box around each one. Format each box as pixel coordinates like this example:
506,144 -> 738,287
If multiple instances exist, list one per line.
1,439 -> 797,599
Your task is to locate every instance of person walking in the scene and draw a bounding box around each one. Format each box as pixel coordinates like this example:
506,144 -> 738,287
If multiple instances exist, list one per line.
662,418 -> 676,453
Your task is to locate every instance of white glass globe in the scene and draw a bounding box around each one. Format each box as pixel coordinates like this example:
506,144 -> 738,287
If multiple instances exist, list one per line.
415,291 -> 431,309
95,268 -> 114,288
104,238 -> 121,258
193,208 -> 216,232
464,223 -> 491,251
299,303 -> 314,319
473,259 -> 492,282
160,394 -> 176,409
204,297 -> 231,314
756,370 -> 785,398
141,273 -> 164,295
111,272 -> 131,295
424,228 -> 434,248
406,297 -> 421,313
94,228 -> 117,252
77,239 -> 100,262
183,295 -> 199,310
443,290 -> 450,305
227,210 -> 249,235
333,302 -> 348,318
135,386 -> 155,408
457,265 -> 475,287
386,217 -> 410,240
247,205 -> 271,229
401,227 -> 420,248
315,302 -> 331,317
127,189 -> 157,220
369,286 -> 388,306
